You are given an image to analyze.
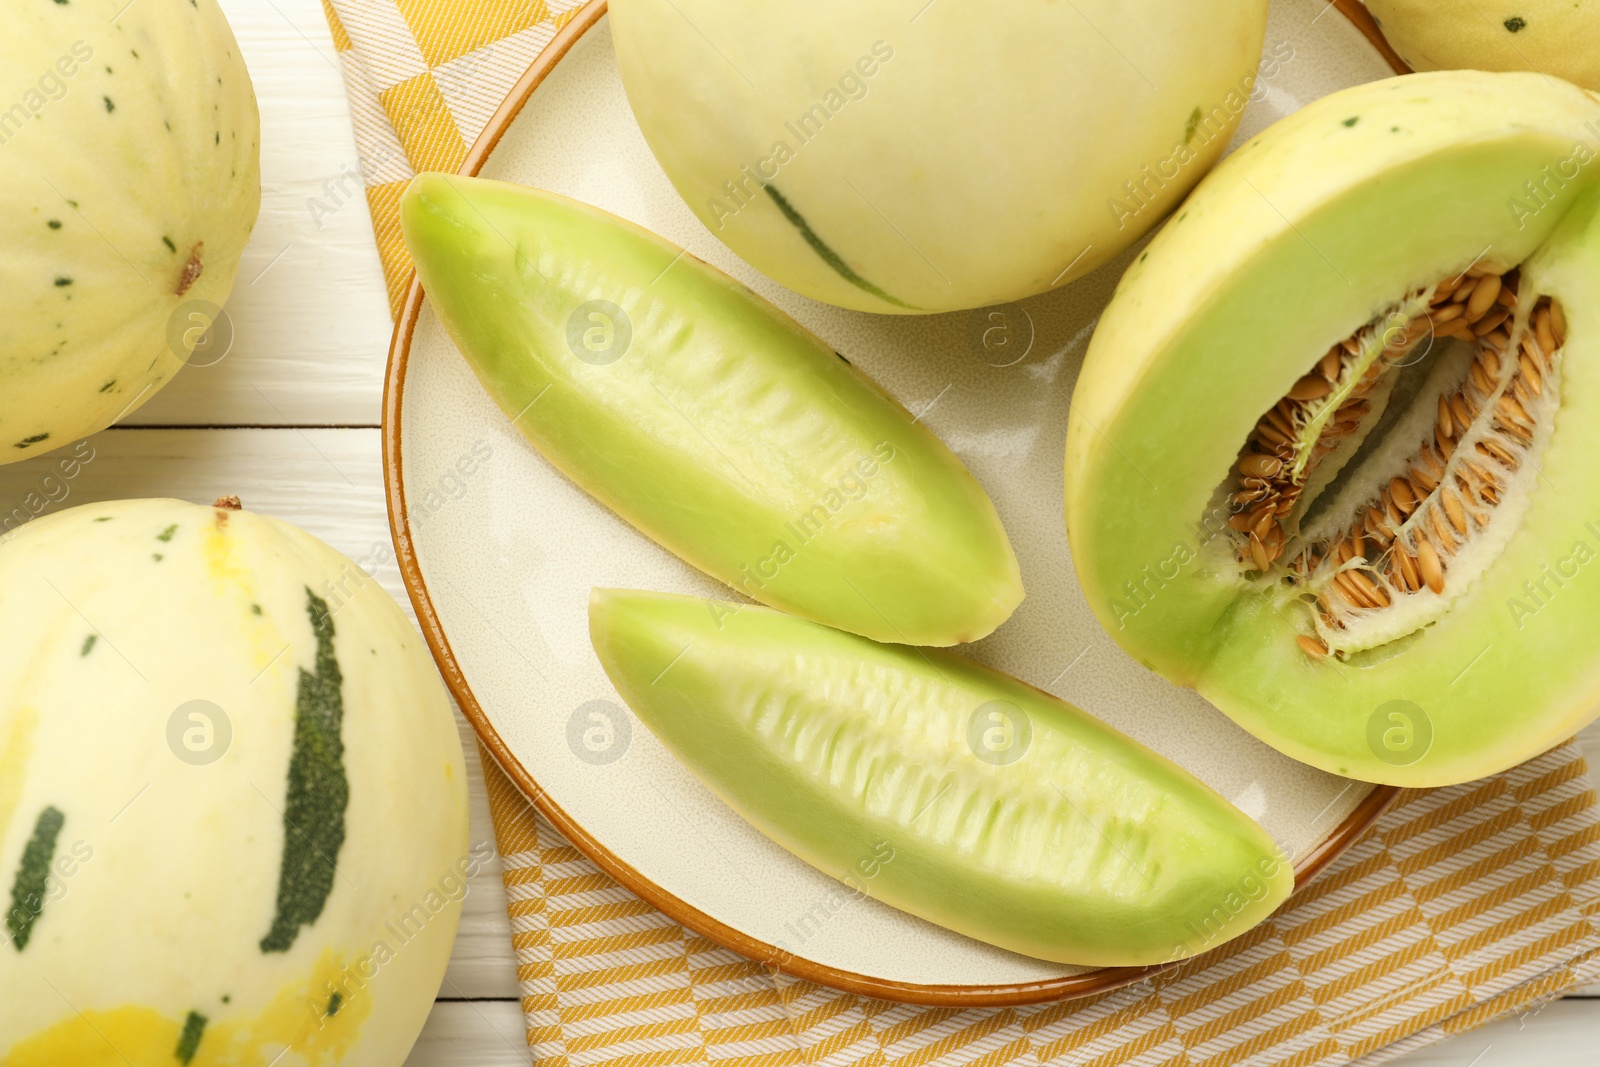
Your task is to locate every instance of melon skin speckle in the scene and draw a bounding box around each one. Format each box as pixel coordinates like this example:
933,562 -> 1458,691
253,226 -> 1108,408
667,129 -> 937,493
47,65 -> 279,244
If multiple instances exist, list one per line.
0,0 -> 260,462
0,499 -> 468,1067
1366,0 -> 1600,90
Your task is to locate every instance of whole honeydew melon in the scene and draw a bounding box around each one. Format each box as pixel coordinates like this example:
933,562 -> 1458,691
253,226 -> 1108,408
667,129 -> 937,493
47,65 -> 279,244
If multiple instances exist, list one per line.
609,0 -> 1268,314
1366,0 -> 1600,90
0,0 -> 260,462
1065,72 -> 1600,787
0,499 -> 467,1066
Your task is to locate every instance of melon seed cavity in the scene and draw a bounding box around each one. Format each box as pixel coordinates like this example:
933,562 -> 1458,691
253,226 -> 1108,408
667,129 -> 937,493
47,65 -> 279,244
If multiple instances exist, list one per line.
1217,264 -> 1567,658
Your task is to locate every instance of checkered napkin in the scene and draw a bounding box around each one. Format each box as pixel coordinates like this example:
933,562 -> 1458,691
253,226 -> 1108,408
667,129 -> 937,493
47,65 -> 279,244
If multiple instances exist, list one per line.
318,1 -> 1600,1062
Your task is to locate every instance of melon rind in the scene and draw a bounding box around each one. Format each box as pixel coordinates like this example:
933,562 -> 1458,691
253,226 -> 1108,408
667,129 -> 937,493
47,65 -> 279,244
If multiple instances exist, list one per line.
1366,0 -> 1600,91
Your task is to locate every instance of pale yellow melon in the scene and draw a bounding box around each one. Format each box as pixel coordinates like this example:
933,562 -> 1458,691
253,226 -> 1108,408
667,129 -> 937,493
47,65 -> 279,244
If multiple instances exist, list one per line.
1366,0 -> 1600,90
611,0 -> 1269,313
0,0 -> 259,462
0,499 -> 468,1066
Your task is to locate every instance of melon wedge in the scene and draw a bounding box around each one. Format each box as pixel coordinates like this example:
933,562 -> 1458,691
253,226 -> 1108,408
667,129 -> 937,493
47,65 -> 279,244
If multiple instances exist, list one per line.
590,588 -> 1292,966
403,175 -> 1020,646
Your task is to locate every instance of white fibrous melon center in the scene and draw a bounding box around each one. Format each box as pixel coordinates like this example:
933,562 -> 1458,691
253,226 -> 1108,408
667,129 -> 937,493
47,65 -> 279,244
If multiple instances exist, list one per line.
1215,265 -> 1567,659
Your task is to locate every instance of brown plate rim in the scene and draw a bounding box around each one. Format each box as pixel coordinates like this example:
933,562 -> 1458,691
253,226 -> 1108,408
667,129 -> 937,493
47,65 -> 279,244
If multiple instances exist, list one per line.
381,0 -> 1407,1007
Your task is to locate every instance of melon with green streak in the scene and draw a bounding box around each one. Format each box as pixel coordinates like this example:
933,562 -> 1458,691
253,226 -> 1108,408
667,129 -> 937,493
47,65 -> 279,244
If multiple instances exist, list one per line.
1065,71 -> 1600,787
609,0 -> 1268,313
0,0 -> 260,463
1367,0 -> 1600,91
591,589 -> 1292,966
0,499 -> 468,1066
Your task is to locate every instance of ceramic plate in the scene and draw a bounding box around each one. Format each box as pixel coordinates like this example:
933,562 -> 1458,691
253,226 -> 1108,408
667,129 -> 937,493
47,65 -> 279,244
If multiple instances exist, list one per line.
385,0 -> 1405,1005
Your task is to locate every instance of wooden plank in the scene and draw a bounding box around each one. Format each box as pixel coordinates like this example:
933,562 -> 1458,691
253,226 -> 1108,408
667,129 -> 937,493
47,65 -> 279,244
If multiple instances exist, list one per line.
405,1000 -> 531,1066
123,0 -> 393,428
1386,997 -> 1597,1065
398,998 -> 1600,1067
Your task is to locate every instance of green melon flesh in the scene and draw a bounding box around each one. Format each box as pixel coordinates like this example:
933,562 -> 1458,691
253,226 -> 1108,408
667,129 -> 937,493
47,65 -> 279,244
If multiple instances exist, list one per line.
590,588 -> 1293,967
1065,71 -> 1600,787
403,174 -> 1021,646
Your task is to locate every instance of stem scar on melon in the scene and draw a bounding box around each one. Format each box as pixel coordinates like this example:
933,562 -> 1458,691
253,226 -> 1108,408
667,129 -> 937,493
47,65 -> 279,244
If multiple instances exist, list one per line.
175,241 -> 205,296
260,589 -> 349,954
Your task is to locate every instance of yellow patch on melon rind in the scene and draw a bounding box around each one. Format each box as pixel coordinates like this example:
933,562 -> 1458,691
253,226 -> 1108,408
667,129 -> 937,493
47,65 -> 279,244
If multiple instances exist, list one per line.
1,949 -> 370,1066
0,705 -> 40,852
199,512 -> 286,687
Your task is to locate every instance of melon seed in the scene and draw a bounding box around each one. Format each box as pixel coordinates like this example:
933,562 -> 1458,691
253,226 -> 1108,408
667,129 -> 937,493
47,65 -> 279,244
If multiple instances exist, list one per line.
1221,269 -> 1566,659
1288,373 -> 1333,401
1249,532 -> 1269,572
1296,635 -> 1329,658
1442,488 -> 1468,535
1389,477 -> 1417,514
1238,453 -> 1282,479
1416,538 -> 1444,594
1467,274 -> 1502,318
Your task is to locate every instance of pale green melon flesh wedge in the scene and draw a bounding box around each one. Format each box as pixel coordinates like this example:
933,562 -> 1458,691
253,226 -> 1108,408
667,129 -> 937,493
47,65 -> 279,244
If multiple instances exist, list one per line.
1065,72 -> 1600,786
402,174 -> 1020,646
589,588 -> 1293,967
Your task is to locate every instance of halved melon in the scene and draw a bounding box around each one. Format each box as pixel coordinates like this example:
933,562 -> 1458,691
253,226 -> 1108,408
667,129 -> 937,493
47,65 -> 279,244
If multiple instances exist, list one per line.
1065,71 -> 1600,786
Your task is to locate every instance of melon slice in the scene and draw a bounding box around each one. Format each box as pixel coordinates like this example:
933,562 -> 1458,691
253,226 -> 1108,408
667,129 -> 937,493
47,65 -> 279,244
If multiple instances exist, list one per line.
590,588 -> 1293,967
402,174 -> 1021,646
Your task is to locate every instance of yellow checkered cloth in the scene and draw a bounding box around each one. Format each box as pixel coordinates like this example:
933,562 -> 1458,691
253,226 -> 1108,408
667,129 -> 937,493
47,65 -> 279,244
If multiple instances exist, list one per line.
318,1 -> 1600,1062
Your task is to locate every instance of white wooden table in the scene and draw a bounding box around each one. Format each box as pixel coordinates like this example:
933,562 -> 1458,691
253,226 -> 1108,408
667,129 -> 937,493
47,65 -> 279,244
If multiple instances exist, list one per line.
10,2 -> 1591,1061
